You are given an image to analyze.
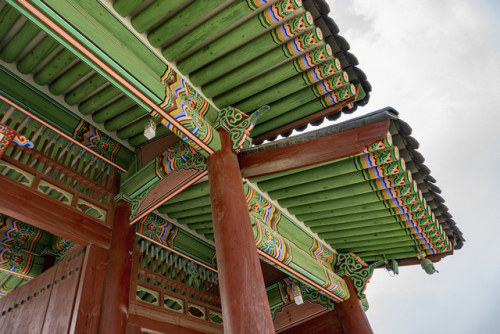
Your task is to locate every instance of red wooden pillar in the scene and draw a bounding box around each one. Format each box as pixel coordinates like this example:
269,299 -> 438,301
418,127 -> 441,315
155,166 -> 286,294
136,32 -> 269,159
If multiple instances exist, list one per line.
207,130 -> 274,334
98,200 -> 135,333
335,276 -> 373,334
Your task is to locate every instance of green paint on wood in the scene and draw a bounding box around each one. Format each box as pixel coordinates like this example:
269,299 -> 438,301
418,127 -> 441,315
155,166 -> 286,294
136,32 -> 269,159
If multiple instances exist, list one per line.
113,0 -> 144,17
0,21 -> 40,63
49,62 -> 92,95
0,67 -> 134,168
360,251 -> 419,262
185,221 -> 213,230
42,0 -> 167,99
342,240 -> 416,253
93,96 -> 136,123
78,85 -> 123,115
159,196 -> 212,214
120,160 -> 157,197
17,35 -> 59,74
166,182 -> 210,204
0,5 -> 21,41
318,224 -> 403,240
33,49 -> 76,86
326,230 -> 410,245
163,0 -> 267,62
188,16 -> 318,87
235,65 -> 346,112
331,236 -> 415,250
257,83 -> 354,123
178,213 -> 213,225
305,203 -> 401,224
48,61 -> 92,95
104,106 -> 147,132
148,0 -> 227,48
239,78 -> 318,115
176,2 -> 304,74
267,167 -> 378,200
306,209 -> 401,227
252,98 -> 329,136
64,74 -> 108,106
0,68 -> 79,132
116,117 -> 151,140
208,45 -> 333,103
168,205 -> 212,219
277,181 -> 386,208
310,216 -> 402,234
131,0 -> 187,33
257,160 -> 356,191
292,194 -> 395,219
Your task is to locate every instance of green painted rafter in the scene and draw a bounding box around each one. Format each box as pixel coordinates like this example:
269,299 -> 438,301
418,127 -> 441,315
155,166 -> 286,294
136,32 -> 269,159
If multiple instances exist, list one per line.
7,0 -> 221,155
0,64 -> 133,170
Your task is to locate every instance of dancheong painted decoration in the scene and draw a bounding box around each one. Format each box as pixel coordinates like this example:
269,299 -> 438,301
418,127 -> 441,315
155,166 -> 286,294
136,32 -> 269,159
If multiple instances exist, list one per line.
0,0 -> 463,333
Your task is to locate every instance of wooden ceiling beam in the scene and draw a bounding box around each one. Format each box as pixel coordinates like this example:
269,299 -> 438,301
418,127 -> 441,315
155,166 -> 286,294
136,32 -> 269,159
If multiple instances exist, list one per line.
239,120 -> 391,178
9,0 -> 219,155
0,174 -> 111,249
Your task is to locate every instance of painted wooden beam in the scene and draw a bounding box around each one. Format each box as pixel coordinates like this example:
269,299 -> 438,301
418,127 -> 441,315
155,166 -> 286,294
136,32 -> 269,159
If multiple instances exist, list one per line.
251,95 -> 354,138
251,98 -> 351,143
0,174 -> 111,249
9,0 -> 219,155
120,139 -> 209,224
239,120 -> 390,178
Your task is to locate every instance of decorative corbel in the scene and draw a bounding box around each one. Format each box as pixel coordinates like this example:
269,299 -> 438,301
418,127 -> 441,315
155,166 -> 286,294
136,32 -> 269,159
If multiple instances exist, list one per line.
335,252 -> 386,310
214,106 -> 269,152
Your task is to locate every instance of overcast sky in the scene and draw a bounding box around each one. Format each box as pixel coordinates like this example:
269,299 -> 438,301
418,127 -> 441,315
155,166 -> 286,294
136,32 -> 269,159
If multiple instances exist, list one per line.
322,1 -> 500,333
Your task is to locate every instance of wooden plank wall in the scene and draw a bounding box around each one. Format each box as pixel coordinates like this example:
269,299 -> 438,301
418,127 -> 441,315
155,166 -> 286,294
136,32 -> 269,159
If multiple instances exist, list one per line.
0,245 -> 104,333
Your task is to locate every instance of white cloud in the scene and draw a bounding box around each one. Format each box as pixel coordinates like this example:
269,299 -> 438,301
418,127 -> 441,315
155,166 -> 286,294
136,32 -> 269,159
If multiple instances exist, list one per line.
325,1 -> 500,332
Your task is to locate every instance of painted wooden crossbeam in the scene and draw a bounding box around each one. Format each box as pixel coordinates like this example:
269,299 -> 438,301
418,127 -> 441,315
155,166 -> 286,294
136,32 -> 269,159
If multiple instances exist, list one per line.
0,174 -> 111,249
8,0 -> 221,156
240,120 -> 391,178
246,187 -> 348,301
0,76 -> 132,171
120,139 -> 209,224
1,108 -> 117,205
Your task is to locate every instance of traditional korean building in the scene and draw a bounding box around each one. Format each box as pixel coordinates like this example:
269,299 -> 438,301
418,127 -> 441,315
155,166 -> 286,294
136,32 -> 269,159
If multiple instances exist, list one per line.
0,0 -> 463,333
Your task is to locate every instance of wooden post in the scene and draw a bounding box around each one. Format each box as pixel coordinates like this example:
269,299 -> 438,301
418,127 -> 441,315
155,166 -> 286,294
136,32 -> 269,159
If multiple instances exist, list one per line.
335,276 -> 373,334
207,130 -> 274,334
71,245 -> 108,334
98,200 -> 135,333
